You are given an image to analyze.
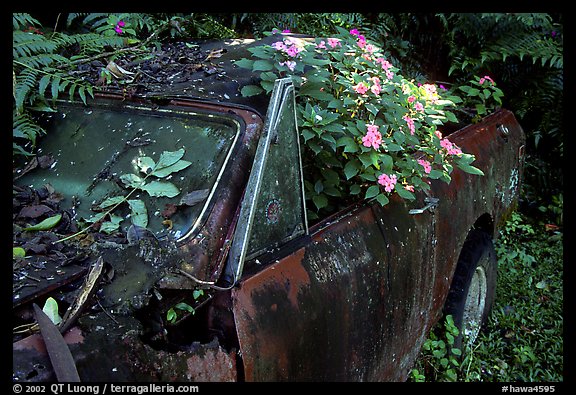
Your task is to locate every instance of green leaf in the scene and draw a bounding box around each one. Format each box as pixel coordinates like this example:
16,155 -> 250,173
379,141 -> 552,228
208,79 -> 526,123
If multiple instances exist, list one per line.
234,58 -> 254,69
23,214 -> 62,231
344,160 -> 360,179
120,173 -> 145,189
312,194 -> 328,210
365,185 -> 380,199
127,199 -> 148,228
100,214 -> 123,234
175,302 -> 194,313
151,159 -> 192,178
156,149 -> 185,170
141,180 -> 180,198
240,84 -> 264,97
253,59 -> 274,71
136,156 -> 156,174
458,164 -> 485,176
42,297 -> 62,325
166,308 -> 177,323
97,196 -> 125,209
395,184 -> 416,200
376,193 -> 389,206
13,247 -> 26,258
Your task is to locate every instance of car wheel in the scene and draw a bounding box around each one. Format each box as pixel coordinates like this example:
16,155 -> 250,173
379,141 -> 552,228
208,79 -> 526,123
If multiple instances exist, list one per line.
444,228 -> 497,351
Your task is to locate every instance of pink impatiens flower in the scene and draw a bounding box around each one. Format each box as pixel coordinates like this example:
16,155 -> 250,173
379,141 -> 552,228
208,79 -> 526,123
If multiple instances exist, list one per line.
353,82 -> 369,95
440,138 -> 463,155
418,159 -> 432,174
362,125 -> 382,150
327,38 -> 342,48
378,173 -> 397,193
479,75 -> 495,85
114,20 -> 125,35
403,115 -> 416,135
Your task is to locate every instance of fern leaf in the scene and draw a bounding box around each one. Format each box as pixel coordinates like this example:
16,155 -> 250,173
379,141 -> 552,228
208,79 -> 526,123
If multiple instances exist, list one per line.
13,13 -> 41,30
13,111 -> 45,148
14,68 -> 39,113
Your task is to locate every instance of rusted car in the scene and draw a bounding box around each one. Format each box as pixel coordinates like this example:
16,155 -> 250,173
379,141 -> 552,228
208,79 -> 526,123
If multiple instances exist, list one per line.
13,36 -> 525,382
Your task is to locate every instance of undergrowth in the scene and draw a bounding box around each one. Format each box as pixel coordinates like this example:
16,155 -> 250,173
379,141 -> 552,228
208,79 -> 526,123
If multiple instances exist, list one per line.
410,208 -> 563,382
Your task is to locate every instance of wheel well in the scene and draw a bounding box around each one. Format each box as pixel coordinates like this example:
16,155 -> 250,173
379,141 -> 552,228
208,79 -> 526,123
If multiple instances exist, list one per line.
472,213 -> 494,238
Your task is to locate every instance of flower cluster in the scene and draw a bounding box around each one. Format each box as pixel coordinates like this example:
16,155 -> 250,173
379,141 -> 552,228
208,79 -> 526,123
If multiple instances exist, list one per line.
239,27 -> 484,211
378,173 -> 397,193
114,20 -> 125,35
362,125 -> 382,149
271,37 -> 305,72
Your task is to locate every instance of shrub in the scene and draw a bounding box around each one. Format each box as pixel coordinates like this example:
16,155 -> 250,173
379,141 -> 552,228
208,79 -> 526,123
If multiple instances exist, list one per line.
237,27 -> 484,218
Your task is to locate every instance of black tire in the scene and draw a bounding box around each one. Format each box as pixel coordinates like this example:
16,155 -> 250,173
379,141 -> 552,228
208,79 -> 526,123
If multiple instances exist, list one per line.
444,228 -> 497,352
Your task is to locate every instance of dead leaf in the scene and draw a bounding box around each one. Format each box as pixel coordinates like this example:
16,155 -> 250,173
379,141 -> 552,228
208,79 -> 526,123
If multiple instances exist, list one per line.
18,204 -> 54,219
106,61 -> 136,80
204,48 -> 226,61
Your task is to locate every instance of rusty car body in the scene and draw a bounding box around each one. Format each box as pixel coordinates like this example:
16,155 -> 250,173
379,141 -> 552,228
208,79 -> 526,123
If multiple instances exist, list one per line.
13,36 -> 525,382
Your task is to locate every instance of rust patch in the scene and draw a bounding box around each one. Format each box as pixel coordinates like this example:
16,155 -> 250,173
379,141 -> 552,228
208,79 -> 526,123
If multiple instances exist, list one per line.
13,326 -> 84,354
185,346 -> 237,382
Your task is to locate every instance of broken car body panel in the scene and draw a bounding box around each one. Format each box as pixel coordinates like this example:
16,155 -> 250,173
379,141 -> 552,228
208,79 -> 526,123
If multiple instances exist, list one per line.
13,37 -> 525,382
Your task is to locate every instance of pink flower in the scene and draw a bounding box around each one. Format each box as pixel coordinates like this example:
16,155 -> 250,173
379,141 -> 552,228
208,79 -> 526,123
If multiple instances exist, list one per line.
378,173 -> 397,193
350,28 -> 360,36
114,26 -> 123,35
278,60 -> 296,71
327,38 -> 341,48
365,44 -> 376,53
370,78 -> 381,95
414,102 -> 424,112
117,20 -> 125,27
407,95 -> 416,103
403,115 -> 416,135
285,45 -> 300,57
367,124 -> 379,134
422,83 -> 439,103
404,185 -> 415,192
418,159 -> 432,174
316,40 -> 327,49
440,139 -> 463,155
272,41 -> 287,51
376,58 -> 392,71
353,82 -> 369,95
479,75 -> 495,85
362,126 -> 382,150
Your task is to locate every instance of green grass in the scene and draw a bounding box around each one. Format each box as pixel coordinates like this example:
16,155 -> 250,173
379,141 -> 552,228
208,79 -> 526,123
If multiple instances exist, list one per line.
410,210 -> 563,382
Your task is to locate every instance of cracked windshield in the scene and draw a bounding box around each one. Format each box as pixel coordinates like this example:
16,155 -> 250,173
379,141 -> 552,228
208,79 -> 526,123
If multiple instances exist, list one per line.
14,102 -> 238,240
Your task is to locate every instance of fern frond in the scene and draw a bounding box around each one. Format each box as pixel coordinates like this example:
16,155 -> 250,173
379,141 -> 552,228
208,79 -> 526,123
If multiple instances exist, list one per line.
13,31 -> 59,58
13,13 -> 41,30
481,31 -> 562,69
16,53 -> 69,69
53,32 -> 126,56
13,111 -> 45,149
14,68 -> 39,113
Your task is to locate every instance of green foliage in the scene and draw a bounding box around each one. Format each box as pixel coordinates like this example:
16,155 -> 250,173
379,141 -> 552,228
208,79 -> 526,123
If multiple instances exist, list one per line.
68,149 -> 191,238
166,289 -> 204,324
238,28 -> 482,219
410,315 -> 462,382
12,13 -> 130,156
410,212 -> 563,382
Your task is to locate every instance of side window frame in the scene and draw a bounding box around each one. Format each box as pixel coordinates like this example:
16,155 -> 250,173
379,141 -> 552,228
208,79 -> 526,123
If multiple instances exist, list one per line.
223,78 -> 308,285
